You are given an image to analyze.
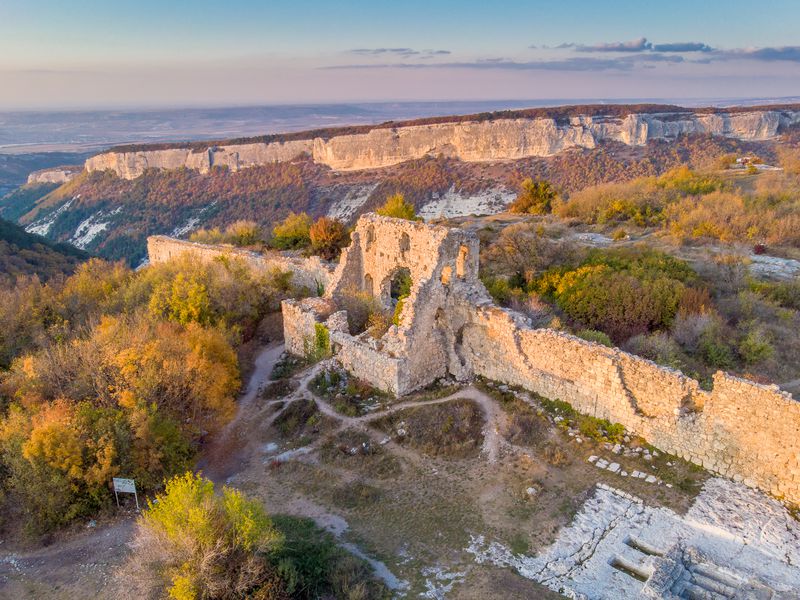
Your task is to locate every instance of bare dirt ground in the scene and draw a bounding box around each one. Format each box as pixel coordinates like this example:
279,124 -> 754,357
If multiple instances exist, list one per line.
0,342 -> 710,599
210,356 -> 707,597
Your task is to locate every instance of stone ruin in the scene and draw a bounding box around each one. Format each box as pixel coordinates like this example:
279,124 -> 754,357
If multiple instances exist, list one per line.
279,213 -> 800,506
282,212 -> 482,395
147,213 -> 800,504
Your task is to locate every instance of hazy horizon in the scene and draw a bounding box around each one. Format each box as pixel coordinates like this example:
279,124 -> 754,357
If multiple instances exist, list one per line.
3,96 -> 799,153
2,0 -> 798,110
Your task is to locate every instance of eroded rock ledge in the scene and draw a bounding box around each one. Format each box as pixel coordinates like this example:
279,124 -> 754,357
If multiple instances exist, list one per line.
89,106 -> 800,179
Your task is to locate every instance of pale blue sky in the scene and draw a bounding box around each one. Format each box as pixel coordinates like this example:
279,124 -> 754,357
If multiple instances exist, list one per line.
1,0 -> 799,109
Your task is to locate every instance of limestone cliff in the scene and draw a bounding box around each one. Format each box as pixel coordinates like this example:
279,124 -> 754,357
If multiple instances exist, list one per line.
27,166 -> 81,185
85,107 -> 800,180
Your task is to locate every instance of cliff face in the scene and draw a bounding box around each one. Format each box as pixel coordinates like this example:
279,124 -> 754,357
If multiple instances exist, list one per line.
85,108 -> 800,180
27,166 -> 81,185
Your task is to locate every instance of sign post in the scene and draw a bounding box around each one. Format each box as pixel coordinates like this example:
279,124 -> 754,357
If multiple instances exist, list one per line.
112,477 -> 139,511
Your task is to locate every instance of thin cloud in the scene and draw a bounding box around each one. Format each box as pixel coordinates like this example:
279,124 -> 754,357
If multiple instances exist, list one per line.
347,47 -> 450,59
652,42 -> 713,53
722,46 -> 800,62
552,38 -> 714,53
324,54 -> 682,72
576,37 -> 652,52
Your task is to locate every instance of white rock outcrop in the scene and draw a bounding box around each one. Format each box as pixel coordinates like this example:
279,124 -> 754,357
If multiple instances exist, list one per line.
86,108 -> 800,180
27,167 -> 80,184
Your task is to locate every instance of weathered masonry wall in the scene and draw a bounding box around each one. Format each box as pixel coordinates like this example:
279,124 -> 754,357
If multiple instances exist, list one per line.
458,301 -> 800,504
268,212 -> 800,503
146,236 -> 334,291
283,214 -> 480,395
86,109 -> 800,179
279,213 -> 800,505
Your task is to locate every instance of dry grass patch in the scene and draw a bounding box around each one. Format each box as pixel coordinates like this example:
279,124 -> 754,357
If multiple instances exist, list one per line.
310,367 -> 389,416
272,398 -> 336,447
319,429 -> 402,479
374,399 -> 485,459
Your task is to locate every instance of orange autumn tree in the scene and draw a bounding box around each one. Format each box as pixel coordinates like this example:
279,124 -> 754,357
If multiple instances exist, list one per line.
308,216 -> 349,260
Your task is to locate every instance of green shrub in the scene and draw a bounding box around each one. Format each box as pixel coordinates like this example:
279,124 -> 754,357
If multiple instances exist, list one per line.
482,276 -> 513,305
700,332 -> 735,369
191,220 -> 264,247
738,326 -> 775,365
509,178 -> 558,215
271,515 -> 387,599
376,193 -> 419,221
271,211 -> 312,249
132,473 -> 284,599
308,323 -> 331,361
532,249 -> 693,342
576,329 -> 613,347
657,165 -> 722,195
392,297 -> 406,326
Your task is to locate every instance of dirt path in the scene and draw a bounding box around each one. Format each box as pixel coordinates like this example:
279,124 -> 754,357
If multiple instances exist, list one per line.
199,343 -> 285,482
0,518 -> 136,599
309,381 -> 506,464
0,350 -> 511,598
0,344 -> 286,599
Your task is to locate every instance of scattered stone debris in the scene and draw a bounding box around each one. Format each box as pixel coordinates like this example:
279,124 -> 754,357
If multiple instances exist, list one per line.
466,478 -> 800,599
420,566 -> 467,600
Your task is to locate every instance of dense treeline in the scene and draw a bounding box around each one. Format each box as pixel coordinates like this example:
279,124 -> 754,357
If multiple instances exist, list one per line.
0,217 -> 87,285
0,256 -> 296,533
0,182 -> 58,222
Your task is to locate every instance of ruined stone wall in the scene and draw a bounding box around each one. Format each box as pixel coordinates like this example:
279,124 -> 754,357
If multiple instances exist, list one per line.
146,235 -> 334,291
278,213 -> 800,503
459,302 -> 800,503
329,214 -> 479,393
86,109 -> 800,179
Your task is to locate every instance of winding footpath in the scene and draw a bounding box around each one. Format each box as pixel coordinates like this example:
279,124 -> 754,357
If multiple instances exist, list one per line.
0,343 -> 511,597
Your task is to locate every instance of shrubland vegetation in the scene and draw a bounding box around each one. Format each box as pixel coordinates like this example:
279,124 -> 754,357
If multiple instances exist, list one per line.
190,220 -> 264,247
0,182 -> 59,222
269,212 -> 350,261
509,178 -> 558,215
118,472 -> 387,600
14,132 -> 766,265
481,223 -> 800,387
0,255 -> 297,534
375,193 -> 420,221
0,217 -> 87,285
555,166 -> 800,247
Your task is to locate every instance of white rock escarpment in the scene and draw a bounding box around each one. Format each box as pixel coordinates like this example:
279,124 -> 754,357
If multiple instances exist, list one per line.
86,108 -> 800,180
27,166 -> 81,184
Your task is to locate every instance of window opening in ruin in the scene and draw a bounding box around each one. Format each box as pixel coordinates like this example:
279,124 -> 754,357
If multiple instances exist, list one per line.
399,232 -> 410,258
389,267 -> 412,326
441,265 -> 452,285
365,225 -> 376,250
456,245 -> 470,278
364,273 -> 374,295
390,268 -> 412,302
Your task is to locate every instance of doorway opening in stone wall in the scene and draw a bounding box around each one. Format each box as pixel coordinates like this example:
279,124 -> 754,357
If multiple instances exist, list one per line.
388,267 -> 412,326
